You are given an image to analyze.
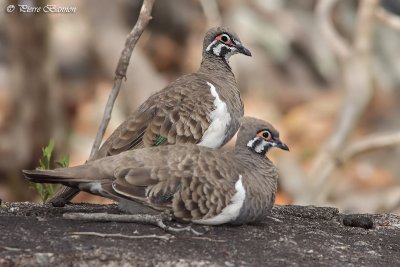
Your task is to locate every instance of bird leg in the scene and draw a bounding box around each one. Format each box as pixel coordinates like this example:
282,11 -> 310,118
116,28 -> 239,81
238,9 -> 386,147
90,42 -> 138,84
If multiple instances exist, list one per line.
49,187 -> 80,207
63,211 -> 205,235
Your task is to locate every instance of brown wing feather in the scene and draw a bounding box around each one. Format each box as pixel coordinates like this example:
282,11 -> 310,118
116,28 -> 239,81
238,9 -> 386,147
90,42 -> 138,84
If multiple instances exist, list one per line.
110,146 -> 239,221
93,75 -> 215,160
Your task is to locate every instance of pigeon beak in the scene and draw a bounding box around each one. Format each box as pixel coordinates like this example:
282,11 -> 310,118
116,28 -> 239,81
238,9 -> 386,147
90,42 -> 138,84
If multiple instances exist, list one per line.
234,41 -> 252,56
273,140 -> 290,151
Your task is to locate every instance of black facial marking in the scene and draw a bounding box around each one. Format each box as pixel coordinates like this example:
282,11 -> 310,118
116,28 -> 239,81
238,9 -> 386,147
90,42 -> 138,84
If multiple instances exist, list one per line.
248,138 -> 269,155
219,45 -> 231,58
248,135 -> 274,156
257,144 -> 271,155
251,138 -> 263,148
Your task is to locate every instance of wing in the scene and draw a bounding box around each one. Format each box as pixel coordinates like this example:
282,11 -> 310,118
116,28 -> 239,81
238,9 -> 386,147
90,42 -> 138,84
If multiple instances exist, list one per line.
93,75 -> 215,160
110,146 -> 239,221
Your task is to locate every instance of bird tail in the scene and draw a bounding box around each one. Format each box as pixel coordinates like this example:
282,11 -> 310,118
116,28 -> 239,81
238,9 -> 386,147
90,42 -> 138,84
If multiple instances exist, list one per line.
22,166 -> 95,187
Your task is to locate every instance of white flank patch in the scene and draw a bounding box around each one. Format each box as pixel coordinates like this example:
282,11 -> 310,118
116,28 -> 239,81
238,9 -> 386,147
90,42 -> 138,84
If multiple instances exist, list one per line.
79,182 -> 105,195
198,82 -> 231,148
194,175 -> 246,225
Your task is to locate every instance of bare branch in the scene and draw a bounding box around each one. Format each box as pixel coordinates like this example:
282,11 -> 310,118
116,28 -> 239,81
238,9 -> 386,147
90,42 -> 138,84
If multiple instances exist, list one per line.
89,78 -> 122,160
89,0 -> 155,160
315,0 -> 351,60
375,7 -> 400,32
340,131 -> 400,162
63,212 -> 204,235
309,0 -> 379,204
69,231 -> 174,241
353,0 -> 379,52
63,211 -> 170,224
199,0 -> 221,27
311,131 -> 400,203
114,0 -> 155,79
192,237 -> 226,243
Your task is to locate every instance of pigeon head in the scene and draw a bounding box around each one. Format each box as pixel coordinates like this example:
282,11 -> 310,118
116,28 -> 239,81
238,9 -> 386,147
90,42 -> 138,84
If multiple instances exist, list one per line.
237,117 -> 289,156
203,27 -> 252,63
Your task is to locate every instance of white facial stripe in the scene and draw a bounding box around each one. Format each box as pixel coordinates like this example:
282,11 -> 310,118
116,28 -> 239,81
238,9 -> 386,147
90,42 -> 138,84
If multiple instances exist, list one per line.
206,40 -> 217,52
198,82 -> 231,148
210,43 -> 235,57
247,137 -> 258,148
193,175 -> 246,225
247,138 -> 270,153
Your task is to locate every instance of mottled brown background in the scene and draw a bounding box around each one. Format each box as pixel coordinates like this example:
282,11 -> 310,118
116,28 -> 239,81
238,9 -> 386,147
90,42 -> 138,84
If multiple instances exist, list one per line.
0,0 -> 399,214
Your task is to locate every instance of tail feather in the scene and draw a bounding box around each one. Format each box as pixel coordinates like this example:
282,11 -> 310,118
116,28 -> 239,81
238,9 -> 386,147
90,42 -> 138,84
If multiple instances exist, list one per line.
22,168 -> 95,187
23,165 -> 120,201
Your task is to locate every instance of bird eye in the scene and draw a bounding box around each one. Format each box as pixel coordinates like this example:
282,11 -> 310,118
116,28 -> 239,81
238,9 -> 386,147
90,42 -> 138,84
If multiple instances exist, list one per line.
221,34 -> 229,42
217,34 -> 232,45
260,131 -> 271,140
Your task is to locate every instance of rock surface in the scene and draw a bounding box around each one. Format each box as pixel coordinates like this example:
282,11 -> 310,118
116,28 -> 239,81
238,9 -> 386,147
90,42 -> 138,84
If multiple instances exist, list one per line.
0,202 -> 399,266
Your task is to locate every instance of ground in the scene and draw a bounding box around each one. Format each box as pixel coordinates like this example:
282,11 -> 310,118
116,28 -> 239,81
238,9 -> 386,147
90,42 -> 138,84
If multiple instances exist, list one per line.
0,202 -> 399,266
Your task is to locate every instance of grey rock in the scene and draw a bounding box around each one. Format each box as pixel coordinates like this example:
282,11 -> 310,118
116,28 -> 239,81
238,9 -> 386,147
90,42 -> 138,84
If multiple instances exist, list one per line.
0,202 -> 399,266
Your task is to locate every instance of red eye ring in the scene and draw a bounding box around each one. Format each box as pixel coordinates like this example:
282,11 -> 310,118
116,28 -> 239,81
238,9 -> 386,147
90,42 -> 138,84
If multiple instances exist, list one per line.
216,34 -> 233,45
258,130 -> 271,140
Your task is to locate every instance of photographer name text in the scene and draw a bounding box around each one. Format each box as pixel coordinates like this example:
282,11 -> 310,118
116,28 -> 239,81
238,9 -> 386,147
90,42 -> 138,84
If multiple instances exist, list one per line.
6,4 -> 77,13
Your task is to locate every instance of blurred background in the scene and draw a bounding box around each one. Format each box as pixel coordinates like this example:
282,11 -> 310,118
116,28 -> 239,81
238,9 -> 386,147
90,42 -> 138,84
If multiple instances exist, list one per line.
0,0 -> 400,214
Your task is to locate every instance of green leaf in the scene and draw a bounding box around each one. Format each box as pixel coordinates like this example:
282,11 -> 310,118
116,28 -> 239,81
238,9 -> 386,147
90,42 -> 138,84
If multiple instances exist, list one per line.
56,154 -> 70,168
31,139 -> 68,203
38,139 -> 55,170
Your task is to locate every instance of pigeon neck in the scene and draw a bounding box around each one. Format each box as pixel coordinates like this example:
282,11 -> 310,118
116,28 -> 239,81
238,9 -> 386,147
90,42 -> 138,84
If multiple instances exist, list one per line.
198,53 -> 234,77
233,142 -> 273,177
235,139 -> 263,159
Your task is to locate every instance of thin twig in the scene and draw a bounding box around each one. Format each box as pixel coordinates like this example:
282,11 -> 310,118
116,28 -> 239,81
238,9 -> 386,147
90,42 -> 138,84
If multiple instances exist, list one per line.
265,215 -> 283,223
353,0 -> 378,52
199,0 -> 221,27
375,7 -> 400,32
63,212 -> 203,235
311,132 -> 400,202
69,231 -> 173,241
2,247 -> 22,252
315,0 -> 351,61
63,212 -> 170,224
89,0 -> 155,160
340,131 -> 400,162
309,0 -> 379,204
192,237 -> 226,243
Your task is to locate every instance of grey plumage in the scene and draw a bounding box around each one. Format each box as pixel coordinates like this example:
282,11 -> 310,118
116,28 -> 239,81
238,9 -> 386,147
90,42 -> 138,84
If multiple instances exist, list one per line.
24,117 -> 289,225
51,26 -> 251,204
